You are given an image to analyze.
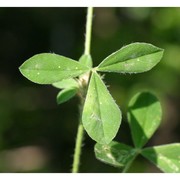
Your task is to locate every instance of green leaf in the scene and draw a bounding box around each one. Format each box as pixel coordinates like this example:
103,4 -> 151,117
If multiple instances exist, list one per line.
94,141 -> 136,167
82,72 -> 121,144
141,144 -> 180,173
56,88 -> 77,104
128,92 -> 162,148
97,42 -> 164,73
79,54 -> 93,68
19,53 -> 89,84
52,78 -> 79,89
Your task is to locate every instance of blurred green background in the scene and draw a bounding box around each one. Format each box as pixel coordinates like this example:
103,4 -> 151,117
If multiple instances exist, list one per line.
0,7 -> 180,173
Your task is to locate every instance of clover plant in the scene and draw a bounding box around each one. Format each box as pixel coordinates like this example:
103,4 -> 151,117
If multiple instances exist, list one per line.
95,92 -> 180,173
19,7 -> 180,173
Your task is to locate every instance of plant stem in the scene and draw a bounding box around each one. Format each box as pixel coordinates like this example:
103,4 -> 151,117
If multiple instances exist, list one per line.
84,7 -> 93,55
72,7 -> 94,173
122,151 -> 139,173
72,123 -> 84,173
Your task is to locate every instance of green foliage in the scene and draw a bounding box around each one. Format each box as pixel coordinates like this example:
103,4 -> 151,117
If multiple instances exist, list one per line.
52,78 -> 79,105
82,72 -> 121,144
142,144 -> 180,173
10,7 -> 180,173
128,92 -> 162,148
79,54 -> 93,68
56,88 -> 78,104
19,22 -> 171,172
94,141 -> 135,167
97,43 -> 164,74
19,42 -> 163,146
94,92 -> 180,173
52,78 -> 79,89
19,53 -> 89,84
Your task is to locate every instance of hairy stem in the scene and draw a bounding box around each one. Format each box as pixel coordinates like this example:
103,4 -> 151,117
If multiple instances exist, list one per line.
72,123 -> 84,173
84,7 -> 93,55
72,7 -> 94,173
